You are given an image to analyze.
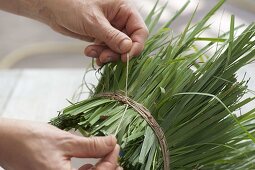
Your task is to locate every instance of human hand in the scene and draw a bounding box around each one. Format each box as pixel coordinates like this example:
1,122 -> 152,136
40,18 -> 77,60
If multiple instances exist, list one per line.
83,0 -> 149,65
0,118 -> 121,170
35,0 -> 148,65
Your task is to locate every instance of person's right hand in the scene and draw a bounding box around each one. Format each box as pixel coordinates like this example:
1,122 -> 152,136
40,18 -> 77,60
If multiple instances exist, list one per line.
0,118 -> 122,170
0,0 -> 149,65
40,0 -> 149,65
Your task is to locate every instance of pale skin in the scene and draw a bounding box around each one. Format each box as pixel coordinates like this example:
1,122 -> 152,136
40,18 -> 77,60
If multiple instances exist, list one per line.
0,119 -> 121,170
0,0 -> 148,65
0,0 -> 149,169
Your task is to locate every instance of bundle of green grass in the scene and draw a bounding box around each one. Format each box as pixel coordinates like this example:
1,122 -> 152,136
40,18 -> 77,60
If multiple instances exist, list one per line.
51,0 -> 255,169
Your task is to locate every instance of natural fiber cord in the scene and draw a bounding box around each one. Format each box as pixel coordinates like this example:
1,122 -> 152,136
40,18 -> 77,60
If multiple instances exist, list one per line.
96,92 -> 170,170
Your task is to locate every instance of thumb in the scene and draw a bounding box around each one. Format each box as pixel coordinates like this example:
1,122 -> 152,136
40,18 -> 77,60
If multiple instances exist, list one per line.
67,135 -> 117,158
92,18 -> 132,54
95,144 -> 120,170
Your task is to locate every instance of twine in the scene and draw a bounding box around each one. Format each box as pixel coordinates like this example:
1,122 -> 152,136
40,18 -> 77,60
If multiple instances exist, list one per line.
96,92 -> 170,170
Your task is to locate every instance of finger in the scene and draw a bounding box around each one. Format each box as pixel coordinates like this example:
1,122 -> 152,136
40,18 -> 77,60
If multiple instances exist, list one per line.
85,44 -> 107,58
129,34 -> 147,57
96,58 -> 103,66
67,135 -> 117,158
78,164 -> 93,170
121,53 -> 128,63
125,8 -> 149,58
99,49 -> 120,63
91,17 -> 132,54
121,41 -> 144,62
95,145 -> 120,170
85,45 -> 120,63
51,24 -> 95,42
116,166 -> 124,170
110,3 -> 132,31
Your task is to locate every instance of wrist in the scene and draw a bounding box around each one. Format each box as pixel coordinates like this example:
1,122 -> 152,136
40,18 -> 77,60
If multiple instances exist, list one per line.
26,0 -> 57,25
0,0 -> 52,24
0,0 -> 38,16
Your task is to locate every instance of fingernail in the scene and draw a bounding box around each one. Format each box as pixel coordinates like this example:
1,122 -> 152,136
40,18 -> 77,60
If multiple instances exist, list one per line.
119,38 -> 132,53
106,135 -> 117,146
117,166 -> 124,170
88,50 -> 98,58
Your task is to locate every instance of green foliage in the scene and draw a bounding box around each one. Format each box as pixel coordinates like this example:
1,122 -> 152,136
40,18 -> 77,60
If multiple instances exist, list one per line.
51,0 -> 255,169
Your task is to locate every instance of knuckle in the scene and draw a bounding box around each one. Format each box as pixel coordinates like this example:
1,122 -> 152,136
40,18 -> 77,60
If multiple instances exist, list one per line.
82,10 -> 103,35
89,137 -> 100,153
105,29 -> 120,43
60,134 -> 77,149
84,9 -> 101,26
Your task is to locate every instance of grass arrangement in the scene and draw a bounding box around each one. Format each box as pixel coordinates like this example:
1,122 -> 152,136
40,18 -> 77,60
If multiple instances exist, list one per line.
51,0 -> 255,169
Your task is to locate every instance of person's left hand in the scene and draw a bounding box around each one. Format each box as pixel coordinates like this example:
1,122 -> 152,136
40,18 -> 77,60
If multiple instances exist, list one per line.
0,118 -> 122,170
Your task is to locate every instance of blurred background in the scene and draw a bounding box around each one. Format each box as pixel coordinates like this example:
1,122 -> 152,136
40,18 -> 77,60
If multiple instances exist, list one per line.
0,0 -> 254,69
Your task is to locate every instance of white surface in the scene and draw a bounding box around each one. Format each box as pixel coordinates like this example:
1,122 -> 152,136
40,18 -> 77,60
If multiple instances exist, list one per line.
0,69 -> 84,120
0,70 -> 20,112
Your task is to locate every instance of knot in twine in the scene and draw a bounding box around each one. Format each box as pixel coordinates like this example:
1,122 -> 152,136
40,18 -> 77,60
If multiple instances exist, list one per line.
96,92 -> 170,170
